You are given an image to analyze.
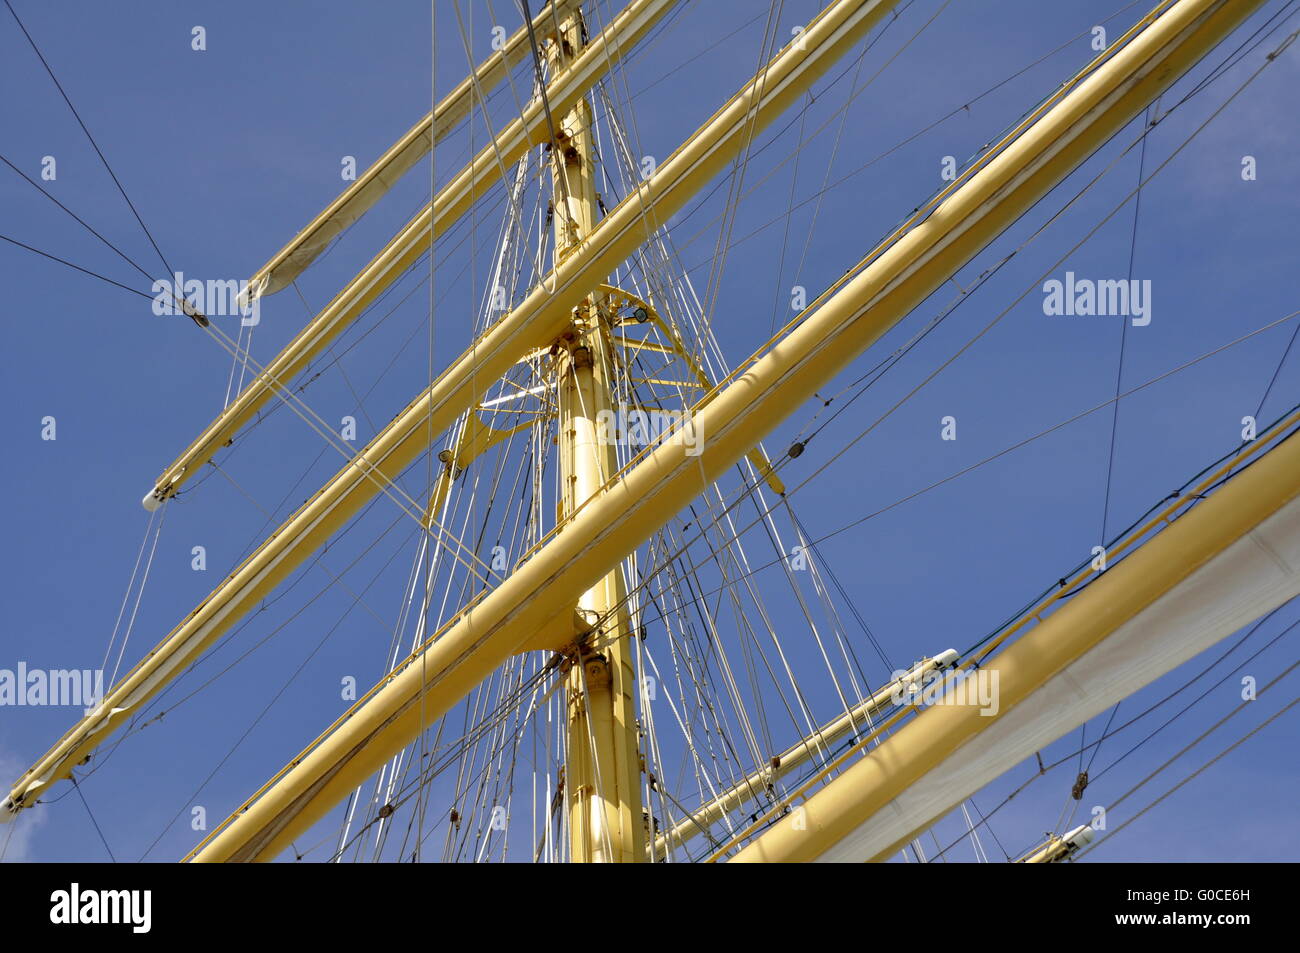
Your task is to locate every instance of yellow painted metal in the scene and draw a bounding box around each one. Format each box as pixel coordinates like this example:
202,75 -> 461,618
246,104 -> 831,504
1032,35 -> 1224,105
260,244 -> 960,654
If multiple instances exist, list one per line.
652,652 -> 955,858
175,0 -> 1262,862
548,8 -> 644,863
707,406 -> 1300,860
2,0 -> 902,828
558,329 -> 645,860
1017,826 -> 1092,863
1020,839 -> 1070,864
601,283 -> 786,495
246,0 -> 580,300
420,412 -> 537,528
144,0 -> 679,508
728,425 -> 1300,863
180,0 -> 904,863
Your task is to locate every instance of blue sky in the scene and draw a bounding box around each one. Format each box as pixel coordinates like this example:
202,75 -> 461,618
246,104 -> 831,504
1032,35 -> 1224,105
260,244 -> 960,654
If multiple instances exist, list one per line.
1,0 -> 1298,863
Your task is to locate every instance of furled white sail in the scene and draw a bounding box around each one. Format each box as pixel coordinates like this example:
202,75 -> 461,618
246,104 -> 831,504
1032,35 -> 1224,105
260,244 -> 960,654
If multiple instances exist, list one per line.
815,491 -> 1300,862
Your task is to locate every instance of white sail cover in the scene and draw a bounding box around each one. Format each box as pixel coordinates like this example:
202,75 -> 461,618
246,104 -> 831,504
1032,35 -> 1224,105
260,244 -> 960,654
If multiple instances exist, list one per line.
816,492 -> 1300,862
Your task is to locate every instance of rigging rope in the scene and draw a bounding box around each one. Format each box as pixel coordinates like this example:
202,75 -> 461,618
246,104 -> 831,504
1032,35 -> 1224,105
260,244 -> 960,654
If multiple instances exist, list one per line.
4,0 -> 173,275
1076,676 -> 1300,860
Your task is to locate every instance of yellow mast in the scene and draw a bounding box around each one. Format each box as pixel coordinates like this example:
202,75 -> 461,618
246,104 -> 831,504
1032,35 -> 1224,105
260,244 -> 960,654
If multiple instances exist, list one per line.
6,0 -> 1275,865
174,0 -> 1268,863
4,0 -> 903,828
548,7 -> 644,863
143,0 -> 679,510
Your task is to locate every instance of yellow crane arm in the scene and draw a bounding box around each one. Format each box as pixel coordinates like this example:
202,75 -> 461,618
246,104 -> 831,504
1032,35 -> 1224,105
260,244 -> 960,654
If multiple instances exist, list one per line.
181,0 -> 1259,862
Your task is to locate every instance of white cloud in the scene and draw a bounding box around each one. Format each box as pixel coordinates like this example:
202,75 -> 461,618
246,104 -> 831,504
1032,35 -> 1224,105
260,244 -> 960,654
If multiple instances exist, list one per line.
0,748 -> 44,863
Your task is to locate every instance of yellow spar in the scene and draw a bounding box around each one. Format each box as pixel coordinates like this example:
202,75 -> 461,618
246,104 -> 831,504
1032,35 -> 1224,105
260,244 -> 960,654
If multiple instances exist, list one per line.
728,417 -> 1300,862
143,0 -> 680,510
246,0 -> 581,300
5,0 -> 906,827
183,0 -> 1263,861
652,651 -> 958,858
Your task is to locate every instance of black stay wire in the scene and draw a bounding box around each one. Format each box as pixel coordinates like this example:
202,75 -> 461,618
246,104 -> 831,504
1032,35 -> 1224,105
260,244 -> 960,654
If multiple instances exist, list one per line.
4,0 -> 174,277
71,777 -> 116,863
0,231 -> 154,301
0,150 -> 156,286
